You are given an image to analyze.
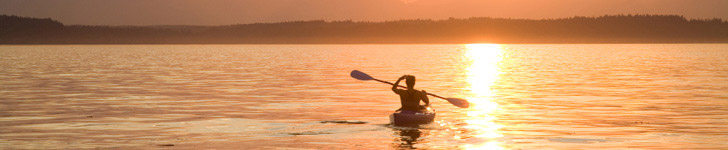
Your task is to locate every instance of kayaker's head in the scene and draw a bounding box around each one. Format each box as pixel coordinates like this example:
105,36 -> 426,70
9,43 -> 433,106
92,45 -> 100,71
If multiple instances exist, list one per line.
405,75 -> 415,89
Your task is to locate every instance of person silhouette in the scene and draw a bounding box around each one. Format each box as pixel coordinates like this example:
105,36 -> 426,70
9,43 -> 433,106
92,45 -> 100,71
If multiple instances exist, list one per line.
392,75 -> 430,112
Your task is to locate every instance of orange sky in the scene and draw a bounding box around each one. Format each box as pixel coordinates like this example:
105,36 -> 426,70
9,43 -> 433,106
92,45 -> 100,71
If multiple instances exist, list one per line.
1,0 -> 727,25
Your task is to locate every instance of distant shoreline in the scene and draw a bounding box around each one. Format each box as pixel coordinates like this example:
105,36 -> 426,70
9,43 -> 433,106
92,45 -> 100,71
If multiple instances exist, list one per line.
2,14 -> 727,44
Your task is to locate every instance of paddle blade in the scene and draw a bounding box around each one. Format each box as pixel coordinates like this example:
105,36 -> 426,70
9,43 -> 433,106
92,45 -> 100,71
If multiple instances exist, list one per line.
350,70 -> 374,81
446,98 -> 470,108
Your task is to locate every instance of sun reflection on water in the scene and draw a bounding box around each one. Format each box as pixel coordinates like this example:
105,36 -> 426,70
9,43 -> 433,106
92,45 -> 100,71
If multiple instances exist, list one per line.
462,44 -> 505,149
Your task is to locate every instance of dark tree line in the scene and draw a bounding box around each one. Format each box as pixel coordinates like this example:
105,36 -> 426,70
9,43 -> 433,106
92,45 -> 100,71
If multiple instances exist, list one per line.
1,14 -> 727,44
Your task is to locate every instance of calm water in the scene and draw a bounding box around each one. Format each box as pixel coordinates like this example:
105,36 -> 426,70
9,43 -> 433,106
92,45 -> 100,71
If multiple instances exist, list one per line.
1,44 -> 728,149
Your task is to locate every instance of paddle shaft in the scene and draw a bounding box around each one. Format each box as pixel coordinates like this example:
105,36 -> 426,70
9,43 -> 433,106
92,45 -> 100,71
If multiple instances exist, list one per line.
371,78 -> 448,100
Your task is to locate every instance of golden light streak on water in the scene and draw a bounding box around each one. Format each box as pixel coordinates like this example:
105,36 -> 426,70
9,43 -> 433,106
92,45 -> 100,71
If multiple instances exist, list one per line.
462,44 -> 506,150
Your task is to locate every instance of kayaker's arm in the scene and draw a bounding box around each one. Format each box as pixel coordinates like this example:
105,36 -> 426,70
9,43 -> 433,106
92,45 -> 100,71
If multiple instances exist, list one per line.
392,75 -> 406,94
422,90 -> 430,106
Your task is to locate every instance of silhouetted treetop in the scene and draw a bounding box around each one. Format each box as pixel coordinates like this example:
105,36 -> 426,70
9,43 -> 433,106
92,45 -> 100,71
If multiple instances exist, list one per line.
1,14 -> 726,44
1,15 -> 64,35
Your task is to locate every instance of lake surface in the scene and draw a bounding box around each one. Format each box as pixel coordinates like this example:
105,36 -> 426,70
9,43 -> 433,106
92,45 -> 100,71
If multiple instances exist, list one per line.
1,44 -> 728,149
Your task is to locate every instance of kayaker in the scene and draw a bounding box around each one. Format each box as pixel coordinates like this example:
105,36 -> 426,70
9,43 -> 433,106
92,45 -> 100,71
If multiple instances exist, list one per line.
392,75 -> 430,112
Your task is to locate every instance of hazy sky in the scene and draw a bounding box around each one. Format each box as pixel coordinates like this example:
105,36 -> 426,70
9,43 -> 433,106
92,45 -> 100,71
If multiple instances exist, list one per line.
1,0 -> 727,25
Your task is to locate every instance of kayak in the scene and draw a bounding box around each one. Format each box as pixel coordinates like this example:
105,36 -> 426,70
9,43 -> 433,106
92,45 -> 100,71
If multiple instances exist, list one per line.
389,107 -> 436,126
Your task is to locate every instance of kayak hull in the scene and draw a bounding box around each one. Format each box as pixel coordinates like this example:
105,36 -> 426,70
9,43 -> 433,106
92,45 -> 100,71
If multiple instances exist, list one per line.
389,107 -> 436,126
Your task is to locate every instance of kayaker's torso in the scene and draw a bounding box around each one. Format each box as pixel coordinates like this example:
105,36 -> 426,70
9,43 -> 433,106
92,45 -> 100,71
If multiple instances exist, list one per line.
396,89 -> 424,111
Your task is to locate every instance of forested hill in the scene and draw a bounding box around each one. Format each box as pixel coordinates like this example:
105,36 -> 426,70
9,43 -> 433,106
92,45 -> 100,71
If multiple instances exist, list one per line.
1,14 -> 727,44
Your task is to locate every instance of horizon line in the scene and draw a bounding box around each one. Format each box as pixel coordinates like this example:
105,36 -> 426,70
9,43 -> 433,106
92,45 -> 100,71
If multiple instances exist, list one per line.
5,13 -> 726,27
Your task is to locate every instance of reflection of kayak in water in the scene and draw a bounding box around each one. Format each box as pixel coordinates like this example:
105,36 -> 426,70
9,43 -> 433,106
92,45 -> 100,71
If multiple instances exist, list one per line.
390,107 -> 436,126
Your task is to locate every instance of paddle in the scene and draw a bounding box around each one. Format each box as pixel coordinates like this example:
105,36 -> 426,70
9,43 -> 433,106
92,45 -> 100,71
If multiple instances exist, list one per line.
350,70 -> 470,108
